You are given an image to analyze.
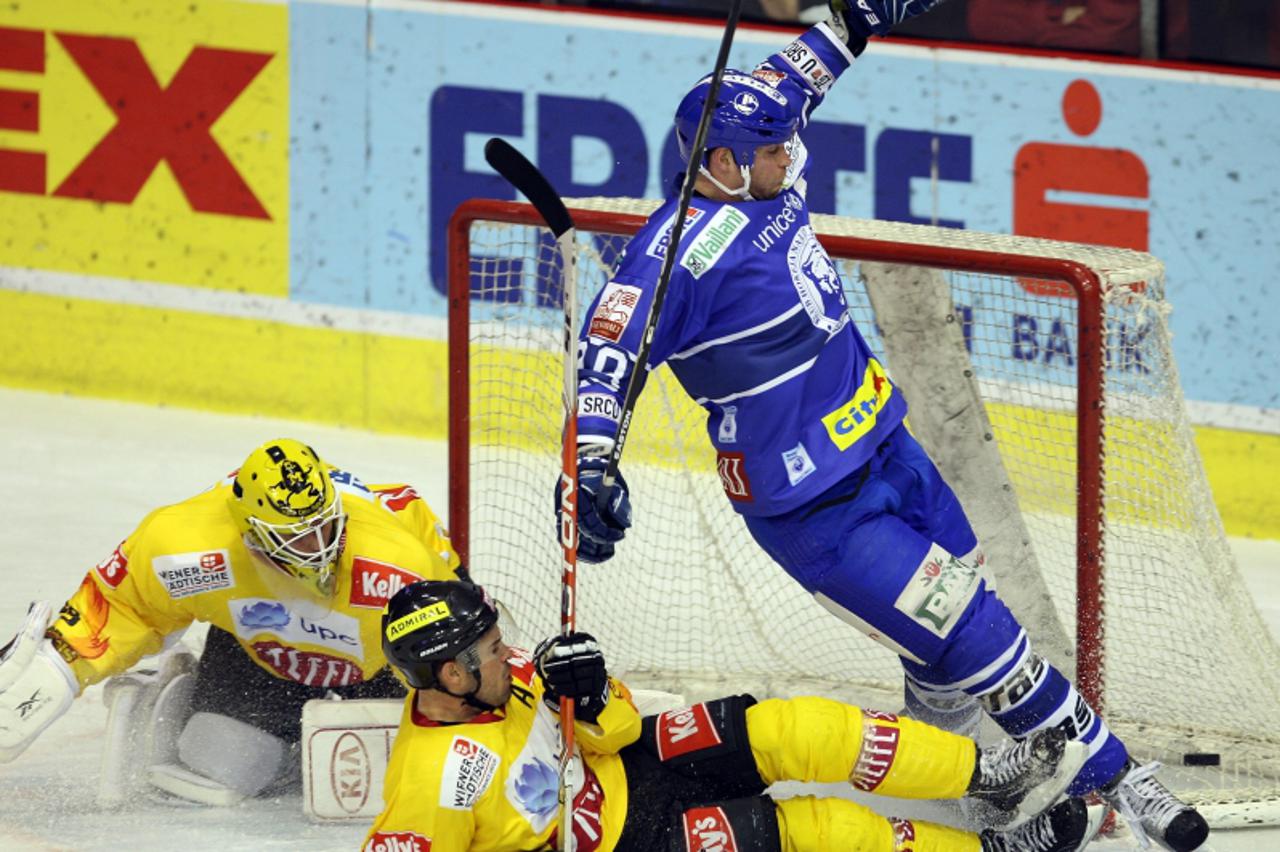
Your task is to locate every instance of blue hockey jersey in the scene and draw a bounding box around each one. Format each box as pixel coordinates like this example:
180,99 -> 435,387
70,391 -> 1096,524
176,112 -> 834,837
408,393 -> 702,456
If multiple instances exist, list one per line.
577,22 -> 907,517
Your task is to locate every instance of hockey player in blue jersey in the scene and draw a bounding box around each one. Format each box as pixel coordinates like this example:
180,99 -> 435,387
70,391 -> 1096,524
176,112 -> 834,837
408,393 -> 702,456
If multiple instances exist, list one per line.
559,2 -> 1210,850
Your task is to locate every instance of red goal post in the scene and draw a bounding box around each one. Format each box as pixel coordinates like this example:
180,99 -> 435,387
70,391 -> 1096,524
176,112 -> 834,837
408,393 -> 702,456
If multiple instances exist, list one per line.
447,196 -> 1280,825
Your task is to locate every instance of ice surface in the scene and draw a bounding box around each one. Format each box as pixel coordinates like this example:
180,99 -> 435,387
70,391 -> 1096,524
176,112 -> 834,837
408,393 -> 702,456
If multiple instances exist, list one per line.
0,388 -> 1275,850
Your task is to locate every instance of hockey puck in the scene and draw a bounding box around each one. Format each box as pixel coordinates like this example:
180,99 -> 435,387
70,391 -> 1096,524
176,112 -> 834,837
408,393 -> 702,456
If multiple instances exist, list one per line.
1182,753 -> 1221,766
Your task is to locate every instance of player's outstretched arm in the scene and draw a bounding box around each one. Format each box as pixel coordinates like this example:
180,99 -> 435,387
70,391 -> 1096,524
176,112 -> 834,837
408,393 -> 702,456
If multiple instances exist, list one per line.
830,0 -> 947,38
0,601 -> 79,762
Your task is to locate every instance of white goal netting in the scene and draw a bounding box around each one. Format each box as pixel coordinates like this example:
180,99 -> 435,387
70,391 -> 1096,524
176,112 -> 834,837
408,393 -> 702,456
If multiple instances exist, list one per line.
449,196 -> 1280,826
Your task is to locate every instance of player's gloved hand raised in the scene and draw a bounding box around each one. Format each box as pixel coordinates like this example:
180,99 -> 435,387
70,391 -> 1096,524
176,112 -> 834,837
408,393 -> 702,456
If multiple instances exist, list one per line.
533,632 -> 610,723
830,0 -> 944,38
554,455 -> 632,564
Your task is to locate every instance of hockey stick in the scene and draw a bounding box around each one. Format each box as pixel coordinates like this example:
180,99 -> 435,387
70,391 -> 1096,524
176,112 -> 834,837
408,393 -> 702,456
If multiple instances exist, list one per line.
600,0 -> 745,491
483,137 -> 580,852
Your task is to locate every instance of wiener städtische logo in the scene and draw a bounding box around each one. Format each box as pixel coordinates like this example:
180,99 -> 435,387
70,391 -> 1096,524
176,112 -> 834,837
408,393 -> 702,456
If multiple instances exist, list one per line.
0,0 -> 288,295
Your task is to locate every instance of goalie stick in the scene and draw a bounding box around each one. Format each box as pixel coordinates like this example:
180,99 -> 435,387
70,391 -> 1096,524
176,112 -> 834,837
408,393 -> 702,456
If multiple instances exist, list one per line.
600,0 -> 745,493
482,137 -> 580,852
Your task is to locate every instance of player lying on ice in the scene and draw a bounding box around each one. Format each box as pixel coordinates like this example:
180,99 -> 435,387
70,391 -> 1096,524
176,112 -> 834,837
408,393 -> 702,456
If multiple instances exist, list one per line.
559,1 -> 1210,850
366,578 -> 1106,852
0,438 -> 462,805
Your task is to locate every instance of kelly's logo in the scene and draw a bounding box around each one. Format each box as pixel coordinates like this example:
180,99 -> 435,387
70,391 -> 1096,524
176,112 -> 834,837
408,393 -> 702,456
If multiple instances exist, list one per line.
0,26 -> 273,218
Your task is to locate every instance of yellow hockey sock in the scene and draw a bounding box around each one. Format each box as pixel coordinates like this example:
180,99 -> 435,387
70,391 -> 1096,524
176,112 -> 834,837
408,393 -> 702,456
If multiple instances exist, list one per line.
775,796 -> 982,852
747,698 -> 975,799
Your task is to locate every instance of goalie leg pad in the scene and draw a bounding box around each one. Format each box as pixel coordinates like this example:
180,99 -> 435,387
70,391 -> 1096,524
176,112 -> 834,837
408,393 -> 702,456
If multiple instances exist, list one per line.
0,601 -> 78,763
96,647 -> 198,806
301,697 -> 403,820
172,711 -> 290,798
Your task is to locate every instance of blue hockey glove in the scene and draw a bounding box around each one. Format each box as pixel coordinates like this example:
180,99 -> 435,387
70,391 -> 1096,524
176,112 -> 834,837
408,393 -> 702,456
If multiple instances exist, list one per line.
554,455 -> 632,564
534,631 -> 610,723
830,0 -> 944,38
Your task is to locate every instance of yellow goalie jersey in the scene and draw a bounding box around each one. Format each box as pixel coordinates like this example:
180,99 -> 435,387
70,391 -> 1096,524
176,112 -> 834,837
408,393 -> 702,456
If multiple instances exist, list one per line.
364,652 -> 642,852
46,473 -> 461,691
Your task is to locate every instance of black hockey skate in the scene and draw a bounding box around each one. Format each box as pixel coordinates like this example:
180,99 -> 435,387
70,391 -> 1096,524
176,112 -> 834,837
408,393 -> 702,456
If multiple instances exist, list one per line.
966,727 -> 1089,826
980,797 -> 1107,852
1101,760 -> 1210,851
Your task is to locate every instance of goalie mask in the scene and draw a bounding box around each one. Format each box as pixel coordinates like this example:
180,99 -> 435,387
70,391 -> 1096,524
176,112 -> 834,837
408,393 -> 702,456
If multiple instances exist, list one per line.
228,439 -> 346,600
674,69 -> 803,200
382,580 -> 500,693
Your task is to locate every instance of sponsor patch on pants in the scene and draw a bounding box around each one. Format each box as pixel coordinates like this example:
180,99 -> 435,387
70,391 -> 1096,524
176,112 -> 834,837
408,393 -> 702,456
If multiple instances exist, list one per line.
894,543 -> 982,639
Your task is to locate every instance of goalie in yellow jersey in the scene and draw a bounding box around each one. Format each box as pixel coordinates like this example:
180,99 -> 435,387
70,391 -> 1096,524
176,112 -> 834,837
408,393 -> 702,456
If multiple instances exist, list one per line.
367,580 -> 1107,852
0,438 -> 463,805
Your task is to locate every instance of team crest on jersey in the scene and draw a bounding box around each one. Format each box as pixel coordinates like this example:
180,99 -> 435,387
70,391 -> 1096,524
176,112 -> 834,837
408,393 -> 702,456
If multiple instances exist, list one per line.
787,225 -> 847,335
152,550 -> 235,599
588,282 -> 644,342
440,736 -> 499,810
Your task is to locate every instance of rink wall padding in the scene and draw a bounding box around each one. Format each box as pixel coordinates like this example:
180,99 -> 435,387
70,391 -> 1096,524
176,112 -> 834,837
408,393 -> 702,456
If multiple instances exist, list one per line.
0,287 -> 449,438
0,0 -> 1276,537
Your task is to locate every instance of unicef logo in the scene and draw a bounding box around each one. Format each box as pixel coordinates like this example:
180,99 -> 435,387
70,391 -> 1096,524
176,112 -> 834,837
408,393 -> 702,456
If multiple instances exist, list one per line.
732,91 -> 759,116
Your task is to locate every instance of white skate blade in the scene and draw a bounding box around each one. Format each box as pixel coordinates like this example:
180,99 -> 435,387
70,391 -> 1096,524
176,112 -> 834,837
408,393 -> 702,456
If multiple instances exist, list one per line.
1016,739 -> 1090,822
1073,804 -> 1109,852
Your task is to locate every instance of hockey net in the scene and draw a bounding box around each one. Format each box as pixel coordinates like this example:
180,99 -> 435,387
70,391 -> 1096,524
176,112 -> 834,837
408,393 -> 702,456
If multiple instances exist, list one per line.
448,196 -> 1280,826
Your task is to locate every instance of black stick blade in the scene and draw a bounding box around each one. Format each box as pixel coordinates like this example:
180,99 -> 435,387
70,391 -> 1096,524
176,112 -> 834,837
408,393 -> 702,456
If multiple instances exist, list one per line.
483,138 -> 574,239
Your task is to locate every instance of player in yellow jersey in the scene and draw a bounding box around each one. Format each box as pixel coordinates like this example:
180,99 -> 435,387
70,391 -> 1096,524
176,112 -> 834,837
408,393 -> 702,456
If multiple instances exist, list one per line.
366,580 -> 1107,852
0,438 -> 463,805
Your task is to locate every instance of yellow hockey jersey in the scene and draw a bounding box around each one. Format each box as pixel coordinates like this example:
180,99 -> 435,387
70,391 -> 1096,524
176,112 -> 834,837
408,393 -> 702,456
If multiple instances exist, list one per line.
46,471 -> 461,691
364,651 -> 642,852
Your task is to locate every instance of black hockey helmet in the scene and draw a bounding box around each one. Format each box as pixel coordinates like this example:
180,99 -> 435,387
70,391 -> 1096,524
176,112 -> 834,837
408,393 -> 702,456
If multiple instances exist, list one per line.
382,579 -> 499,690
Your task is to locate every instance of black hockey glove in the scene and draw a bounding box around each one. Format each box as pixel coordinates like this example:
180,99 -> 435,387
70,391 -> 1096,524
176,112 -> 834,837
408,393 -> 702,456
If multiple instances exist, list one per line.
553,455 -> 632,564
534,632 -> 610,724
830,0 -> 945,39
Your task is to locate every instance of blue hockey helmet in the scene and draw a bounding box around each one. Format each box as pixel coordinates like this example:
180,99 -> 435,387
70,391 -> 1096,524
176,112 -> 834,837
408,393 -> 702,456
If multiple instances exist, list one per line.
674,69 -> 802,169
